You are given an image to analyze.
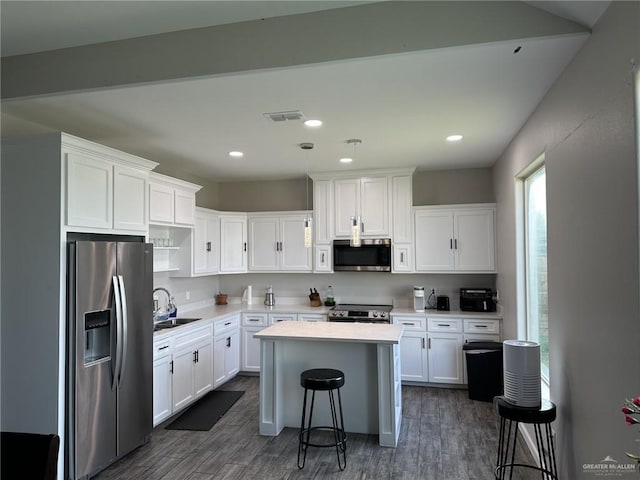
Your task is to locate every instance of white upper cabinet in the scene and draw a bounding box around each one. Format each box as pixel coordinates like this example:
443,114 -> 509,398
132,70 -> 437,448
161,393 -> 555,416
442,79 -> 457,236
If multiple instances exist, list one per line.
247,212 -> 312,272
148,172 -> 201,227
414,204 -> 496,273
391,175 -> 414,273
219,213 -> 248,274
64,134 -> 156,233
193,207 -> 220,276
334,176 -> 389,238
313,180 -> 333,245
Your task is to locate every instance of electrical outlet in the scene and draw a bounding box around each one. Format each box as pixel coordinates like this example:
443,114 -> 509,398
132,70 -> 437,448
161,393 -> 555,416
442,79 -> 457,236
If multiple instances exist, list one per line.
185,291 -> 191,300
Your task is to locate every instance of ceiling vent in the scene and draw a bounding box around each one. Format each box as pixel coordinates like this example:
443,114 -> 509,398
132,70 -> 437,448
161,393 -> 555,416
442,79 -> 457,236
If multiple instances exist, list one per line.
263,110 -> 304,122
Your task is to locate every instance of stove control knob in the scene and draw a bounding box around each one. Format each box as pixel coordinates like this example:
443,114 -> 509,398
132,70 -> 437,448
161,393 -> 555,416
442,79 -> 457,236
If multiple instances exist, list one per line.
373,312 -> 378,317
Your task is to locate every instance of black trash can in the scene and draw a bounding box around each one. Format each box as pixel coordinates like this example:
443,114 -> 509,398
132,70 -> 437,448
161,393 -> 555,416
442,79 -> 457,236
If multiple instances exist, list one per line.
463,341 -> 503,402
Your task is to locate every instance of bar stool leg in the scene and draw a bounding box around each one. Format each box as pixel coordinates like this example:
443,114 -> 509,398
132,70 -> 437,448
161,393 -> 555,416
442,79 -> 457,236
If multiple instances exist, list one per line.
545,423 -> 558,479
297,389 -> 316,470
328,389 -> 346,470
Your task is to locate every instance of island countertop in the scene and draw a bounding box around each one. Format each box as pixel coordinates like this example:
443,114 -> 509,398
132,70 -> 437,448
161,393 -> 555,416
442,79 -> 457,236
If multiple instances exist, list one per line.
254,320 -> 403,344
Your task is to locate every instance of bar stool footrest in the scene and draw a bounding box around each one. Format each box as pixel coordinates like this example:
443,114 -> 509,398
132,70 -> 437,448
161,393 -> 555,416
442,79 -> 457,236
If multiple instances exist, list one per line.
299,426 -> 347,449
495,463 -> 558,480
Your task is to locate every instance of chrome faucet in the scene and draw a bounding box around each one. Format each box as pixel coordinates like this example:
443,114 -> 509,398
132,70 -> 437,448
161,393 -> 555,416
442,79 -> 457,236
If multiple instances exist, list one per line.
153,287 -> 174,321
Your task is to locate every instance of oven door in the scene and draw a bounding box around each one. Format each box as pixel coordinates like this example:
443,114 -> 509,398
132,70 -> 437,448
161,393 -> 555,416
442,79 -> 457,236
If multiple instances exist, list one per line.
333,239 -> 391,272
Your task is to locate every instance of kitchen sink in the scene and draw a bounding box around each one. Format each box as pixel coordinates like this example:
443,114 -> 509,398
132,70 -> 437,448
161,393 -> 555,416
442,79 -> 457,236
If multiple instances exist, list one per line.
153,317 -> 202,331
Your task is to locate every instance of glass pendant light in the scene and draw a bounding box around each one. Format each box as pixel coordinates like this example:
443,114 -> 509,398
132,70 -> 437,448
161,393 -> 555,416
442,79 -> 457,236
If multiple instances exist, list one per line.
350,215 -> 361,247
300,143 -> 313,248
346,138 -> 362,247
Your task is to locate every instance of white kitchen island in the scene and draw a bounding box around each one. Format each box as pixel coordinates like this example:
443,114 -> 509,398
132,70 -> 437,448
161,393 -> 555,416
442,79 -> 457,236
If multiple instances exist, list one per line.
254,321 -> 403,447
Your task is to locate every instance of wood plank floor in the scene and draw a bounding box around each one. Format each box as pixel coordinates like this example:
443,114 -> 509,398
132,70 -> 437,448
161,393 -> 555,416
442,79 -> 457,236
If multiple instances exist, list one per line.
94,375 -> 539,480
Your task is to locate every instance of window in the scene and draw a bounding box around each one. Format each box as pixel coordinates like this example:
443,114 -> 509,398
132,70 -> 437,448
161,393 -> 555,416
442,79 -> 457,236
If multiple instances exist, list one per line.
524,164 -> 549,382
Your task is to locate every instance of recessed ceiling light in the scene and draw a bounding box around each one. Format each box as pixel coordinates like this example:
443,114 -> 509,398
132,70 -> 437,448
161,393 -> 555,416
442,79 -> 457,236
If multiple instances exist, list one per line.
446,135 -> 463,142
228,151 -> 243,157
304,119 -> 323,127
339,157 -> 353,164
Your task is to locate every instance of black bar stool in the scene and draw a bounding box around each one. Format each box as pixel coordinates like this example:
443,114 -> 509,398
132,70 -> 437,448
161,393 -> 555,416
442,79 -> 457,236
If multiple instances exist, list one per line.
494,396 -> 558,480
297,368 -> 347,470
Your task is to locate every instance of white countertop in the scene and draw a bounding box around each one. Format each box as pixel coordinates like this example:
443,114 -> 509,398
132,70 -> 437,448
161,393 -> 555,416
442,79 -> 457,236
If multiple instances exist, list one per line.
254,320 -> 403,344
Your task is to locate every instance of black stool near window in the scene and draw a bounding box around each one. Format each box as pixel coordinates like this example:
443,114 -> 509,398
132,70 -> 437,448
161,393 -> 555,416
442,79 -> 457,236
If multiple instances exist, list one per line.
494,396 -> 558,480
297,368 -> 347,471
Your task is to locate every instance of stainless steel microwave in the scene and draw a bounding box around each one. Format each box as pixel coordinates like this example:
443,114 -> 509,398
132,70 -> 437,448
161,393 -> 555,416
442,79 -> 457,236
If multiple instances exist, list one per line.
333,238 -> 391,272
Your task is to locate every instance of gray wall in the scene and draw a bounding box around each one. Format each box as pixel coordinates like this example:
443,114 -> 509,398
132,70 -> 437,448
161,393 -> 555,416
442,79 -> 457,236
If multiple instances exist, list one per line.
413,168 -> 494,205
216,178 -> 311,212
492,2 -> 640,477
207,168 -> 494,212
1,134 -> 63,435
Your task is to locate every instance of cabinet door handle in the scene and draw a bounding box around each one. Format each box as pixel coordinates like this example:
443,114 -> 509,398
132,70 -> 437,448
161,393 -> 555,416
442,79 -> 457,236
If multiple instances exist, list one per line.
361,222 -> 364,234
450,239 -> 453,250
249,318 -> 260,322
400,252 -> 404,263
226,337 -> 231,348
428,337 -> 431,349
402,322 -> 415,326
224,322 -> 232,326
475,324 -> 488,328
280,241 -> 283,251
170,360 -> 174,374
421,337 -> 425,349
438,323 -> 451,327
454,238 -> 458,249
244,242 -> 247,252
206,241 -> 212,252
193,351 -> 197,363
158,345 -> 169,351
321,252 -> 325,263
275,242 -> 279,252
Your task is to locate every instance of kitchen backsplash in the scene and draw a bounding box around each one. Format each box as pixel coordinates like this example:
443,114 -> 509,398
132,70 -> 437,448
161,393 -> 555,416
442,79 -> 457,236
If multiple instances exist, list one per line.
154,272 -> 496,311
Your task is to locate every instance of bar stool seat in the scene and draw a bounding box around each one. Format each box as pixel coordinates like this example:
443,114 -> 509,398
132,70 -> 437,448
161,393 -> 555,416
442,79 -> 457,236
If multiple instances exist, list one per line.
297,368 -> 347,471
494,396 -> 558,480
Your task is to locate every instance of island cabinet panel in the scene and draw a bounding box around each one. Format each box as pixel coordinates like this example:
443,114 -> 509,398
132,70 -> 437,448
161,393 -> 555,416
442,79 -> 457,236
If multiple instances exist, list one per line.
255,322 -> 403,447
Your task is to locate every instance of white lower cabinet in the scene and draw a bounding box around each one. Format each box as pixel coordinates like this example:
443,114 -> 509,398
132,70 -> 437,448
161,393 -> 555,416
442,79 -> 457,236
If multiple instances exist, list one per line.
240,313 -> 268,373
427,332 -> 464,384
152,338 -> 173,426
213,314 -> 240,388
172,324 -> 213,412
393,315 -> 499,386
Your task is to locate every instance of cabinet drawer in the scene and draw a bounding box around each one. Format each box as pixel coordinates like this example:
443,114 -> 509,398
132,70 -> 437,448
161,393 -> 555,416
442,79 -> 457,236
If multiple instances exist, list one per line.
299,314 -> 326,322
392,316 -> 426,332
242,313 -> 268,327
174,323 -> 213,349
215,315 -> 240,335
463,319 -> 500,335
153,338 -> 172,359
427,318 -> 462,332
269,313 -> 298,324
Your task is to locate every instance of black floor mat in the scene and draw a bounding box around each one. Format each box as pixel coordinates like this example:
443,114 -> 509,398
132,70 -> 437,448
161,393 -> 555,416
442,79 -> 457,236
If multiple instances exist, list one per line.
165,390 -> 244,431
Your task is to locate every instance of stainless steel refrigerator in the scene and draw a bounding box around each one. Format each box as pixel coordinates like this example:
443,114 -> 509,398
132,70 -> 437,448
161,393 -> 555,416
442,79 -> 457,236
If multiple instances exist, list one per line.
66,239 -> 153,480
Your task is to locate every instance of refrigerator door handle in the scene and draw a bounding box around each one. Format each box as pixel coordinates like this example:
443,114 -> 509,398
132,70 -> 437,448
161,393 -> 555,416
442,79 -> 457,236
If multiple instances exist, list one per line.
112,276 -> 123,391
117,275 -> 129,387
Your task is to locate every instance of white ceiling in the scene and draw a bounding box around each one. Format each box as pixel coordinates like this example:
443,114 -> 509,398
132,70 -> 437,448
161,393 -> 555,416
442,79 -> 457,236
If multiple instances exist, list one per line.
0,1 -> 610,182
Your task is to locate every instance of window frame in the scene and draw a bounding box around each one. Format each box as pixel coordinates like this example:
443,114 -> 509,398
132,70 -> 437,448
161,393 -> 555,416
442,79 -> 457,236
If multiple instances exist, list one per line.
522,161 -> 549,384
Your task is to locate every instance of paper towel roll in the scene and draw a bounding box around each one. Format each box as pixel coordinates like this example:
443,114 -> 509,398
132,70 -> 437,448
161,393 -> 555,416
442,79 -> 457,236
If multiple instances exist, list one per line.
246,285 -> 252,305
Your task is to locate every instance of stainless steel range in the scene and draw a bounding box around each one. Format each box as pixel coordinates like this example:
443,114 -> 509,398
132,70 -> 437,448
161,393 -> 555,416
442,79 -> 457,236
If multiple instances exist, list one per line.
327,304 -> 393,323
